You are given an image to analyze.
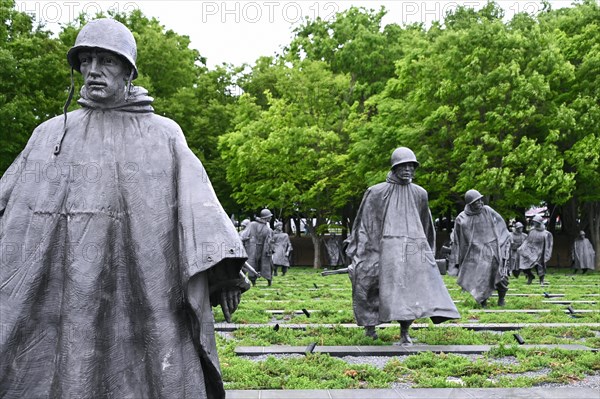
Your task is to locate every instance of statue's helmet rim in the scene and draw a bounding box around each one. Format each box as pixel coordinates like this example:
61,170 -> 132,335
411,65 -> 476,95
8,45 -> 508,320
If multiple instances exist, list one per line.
67,18 -> 138,80
390,147 -> 420,169
465,189 -> 484,205
259,209 -> 273,219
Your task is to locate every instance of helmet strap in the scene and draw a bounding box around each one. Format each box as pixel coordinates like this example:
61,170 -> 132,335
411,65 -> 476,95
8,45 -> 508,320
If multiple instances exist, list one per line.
55,67 -> 75,155
124,69 -> 134,101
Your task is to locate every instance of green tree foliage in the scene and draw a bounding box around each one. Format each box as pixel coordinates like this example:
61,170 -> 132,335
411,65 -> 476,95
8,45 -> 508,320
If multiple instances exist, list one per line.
353,2 -> 578,218
0,0 -> 70,173
537,0 -> 600,266
220,60 -> 353,267
286,6 -> 417,106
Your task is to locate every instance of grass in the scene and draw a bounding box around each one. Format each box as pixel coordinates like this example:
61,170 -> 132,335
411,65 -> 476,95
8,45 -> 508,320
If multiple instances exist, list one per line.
217,267 -> 600,389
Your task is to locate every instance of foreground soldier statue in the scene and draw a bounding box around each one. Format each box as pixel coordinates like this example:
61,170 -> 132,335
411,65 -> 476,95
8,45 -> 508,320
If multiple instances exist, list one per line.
508,222 -> 528,278
241,208 -> 274,286
0,19 -> 249,399
571,230 -> 596,274
450,190 -> 511,307
272,221 -> 292,276
345,147 -> 460,343
518,214 -> 554,285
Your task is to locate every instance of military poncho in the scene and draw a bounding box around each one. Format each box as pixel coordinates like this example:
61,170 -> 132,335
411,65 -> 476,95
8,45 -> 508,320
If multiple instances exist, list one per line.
572,237 -> 596,271
0,87 -> 247,398
345,173 -> 460,326
450,205 -> 510,303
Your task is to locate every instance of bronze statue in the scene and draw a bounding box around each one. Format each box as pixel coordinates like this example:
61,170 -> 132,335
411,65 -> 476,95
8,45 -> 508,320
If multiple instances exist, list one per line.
324,233 -> 346,267
0,19 -> 249,399
571,230 -> 596,274
450,190 -> 511,307
518,214 -> 554,285
508,222 -> 528,278
239,218 -> 250,232
345,147 -> 460,343
240,208 -> 274,286
272,221 -> 292,276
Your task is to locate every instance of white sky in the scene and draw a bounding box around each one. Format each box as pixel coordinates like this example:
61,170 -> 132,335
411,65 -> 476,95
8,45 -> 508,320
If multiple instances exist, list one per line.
18,0 -> 575,68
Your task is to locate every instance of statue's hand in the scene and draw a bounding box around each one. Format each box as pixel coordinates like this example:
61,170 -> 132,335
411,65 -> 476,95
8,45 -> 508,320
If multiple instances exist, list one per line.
220,288 -> 241,323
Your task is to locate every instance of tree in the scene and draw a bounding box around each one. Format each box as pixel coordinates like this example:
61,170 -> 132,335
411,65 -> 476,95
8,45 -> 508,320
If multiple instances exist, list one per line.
0,0 -> 71,174
538,0 -> 600,268
286,6 -> 416,108
352,2 -> 577,223
220,60 -> 353,268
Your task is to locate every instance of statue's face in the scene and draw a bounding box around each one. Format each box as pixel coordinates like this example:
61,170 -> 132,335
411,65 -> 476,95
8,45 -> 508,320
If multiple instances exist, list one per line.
393,162 -> 415,183
78,49 -> 130,103
470,198 -> 484,212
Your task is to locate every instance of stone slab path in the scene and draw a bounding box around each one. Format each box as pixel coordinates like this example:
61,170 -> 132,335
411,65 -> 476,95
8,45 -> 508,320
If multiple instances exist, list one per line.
215,322 -> 600,332
235,344 -> 596,356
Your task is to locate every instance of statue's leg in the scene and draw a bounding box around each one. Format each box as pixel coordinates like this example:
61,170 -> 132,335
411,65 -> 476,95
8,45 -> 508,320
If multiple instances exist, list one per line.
364,326 -> 378,339
399,320 -> 413,345
524,269 -> 535,284
497,274 -> 509,306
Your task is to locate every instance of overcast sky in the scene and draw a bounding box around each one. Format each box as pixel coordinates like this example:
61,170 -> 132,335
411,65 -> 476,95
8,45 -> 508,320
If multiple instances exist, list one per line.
19,1 -> 574,68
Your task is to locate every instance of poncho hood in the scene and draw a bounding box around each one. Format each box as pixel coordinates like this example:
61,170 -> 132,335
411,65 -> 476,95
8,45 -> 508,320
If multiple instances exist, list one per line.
77,84 -> 154,112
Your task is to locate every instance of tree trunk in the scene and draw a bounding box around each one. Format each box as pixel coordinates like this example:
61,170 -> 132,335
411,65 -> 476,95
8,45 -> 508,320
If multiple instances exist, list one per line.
559,198 -> 580,238
583,201 -> 600,270
292,217 -> 302,237
304,216 -> 324,269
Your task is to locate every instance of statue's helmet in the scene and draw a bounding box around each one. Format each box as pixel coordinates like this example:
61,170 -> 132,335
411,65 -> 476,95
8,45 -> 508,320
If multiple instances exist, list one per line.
515,222 -> 524,229
465,189 -> 484,205
259,209 -> 273,219
67,18 -> 138,79
531,214 -> 544,224
240,219 -> 250,227
390,147 -> 419,169
274,221 -> 283,229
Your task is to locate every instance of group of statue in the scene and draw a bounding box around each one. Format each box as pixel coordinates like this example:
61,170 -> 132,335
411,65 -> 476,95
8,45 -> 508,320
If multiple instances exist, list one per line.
239,209 -> 293,286
0,18 -> 596,398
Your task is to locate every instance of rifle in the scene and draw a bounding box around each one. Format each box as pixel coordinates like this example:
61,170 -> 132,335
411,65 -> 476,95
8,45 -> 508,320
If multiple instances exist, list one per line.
321,267 -> 349,276
242,262 -> 260,277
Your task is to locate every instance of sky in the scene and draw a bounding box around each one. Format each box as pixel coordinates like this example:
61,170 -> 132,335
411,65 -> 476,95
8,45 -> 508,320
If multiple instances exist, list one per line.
18,0 -> 575,68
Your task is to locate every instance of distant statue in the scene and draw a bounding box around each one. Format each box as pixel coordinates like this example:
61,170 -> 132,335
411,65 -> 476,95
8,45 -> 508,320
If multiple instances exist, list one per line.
323,233 -> 345,267
0,19 -> 248,398
239,218 -> 250,232
345,147 -> 460,343
241,208 -> 274,286
508,222 -> 528,278
571,230 -> 595,274
518,214 -> 553,285
272,221 -> 293,276
450,190 -> 511,307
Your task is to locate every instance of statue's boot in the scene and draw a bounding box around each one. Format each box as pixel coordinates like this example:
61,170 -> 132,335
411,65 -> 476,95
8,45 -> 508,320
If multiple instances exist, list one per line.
267,279 -> 272,286
399,321 -> 413,345
539,276 -> 545,286
480,299 -> 488,309
364,326 -> 378,340
497,291 -> 506,307
525,271 -> 535,285
582,269 -> 588,275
